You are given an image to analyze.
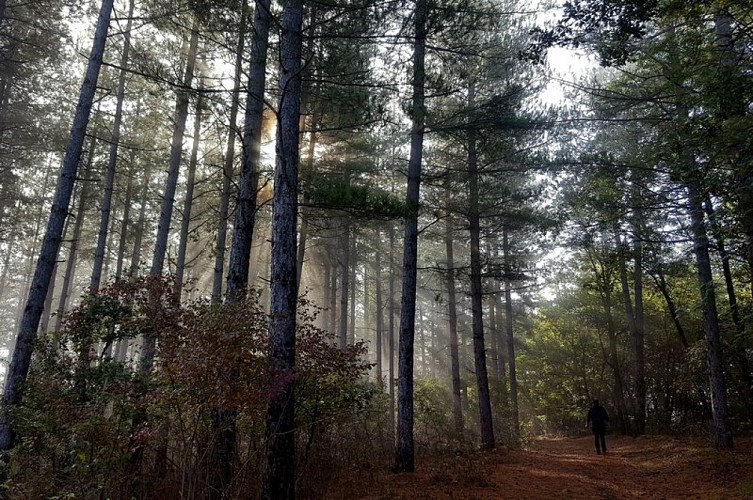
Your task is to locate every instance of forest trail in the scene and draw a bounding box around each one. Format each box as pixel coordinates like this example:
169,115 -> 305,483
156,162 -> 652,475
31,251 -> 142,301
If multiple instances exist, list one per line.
363,436 -> 753,499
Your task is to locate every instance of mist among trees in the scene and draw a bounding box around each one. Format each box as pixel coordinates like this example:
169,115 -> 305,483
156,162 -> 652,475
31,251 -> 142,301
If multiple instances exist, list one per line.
0,0 -> 751,497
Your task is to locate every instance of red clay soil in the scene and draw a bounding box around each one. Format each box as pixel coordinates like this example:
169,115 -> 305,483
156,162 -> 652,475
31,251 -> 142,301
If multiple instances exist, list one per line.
355,436 -> 753,499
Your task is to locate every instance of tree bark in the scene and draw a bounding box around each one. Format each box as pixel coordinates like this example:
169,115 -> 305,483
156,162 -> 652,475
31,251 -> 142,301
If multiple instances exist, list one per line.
388,224 -> 396,437
444,207 -> 463,435
55,134 -> 97,335
141,19 -> 199,374
262,0 -> 303,496
687,179 -> 733,448
632,233 -> 646,435
375,237 -> 384,383
174,83 -> 204,299
349,234 -> 357,345
212,0 -> 248,303
0,0 -> 113,451
704,196 -> 753,413
648,264 -> 688,348
338,222 -> 350,348
128,171 -> 150,278
90,0 -> 134,290
226,0 -> 272,301
467,82 -> 494,450
503,227 -> 519,445
614,227 -> 645,435
329,252 -> 337,334
296,128 -> 318,295
114,148 -> 135,280
394,0 -> 427,473
587,246 -> 630,435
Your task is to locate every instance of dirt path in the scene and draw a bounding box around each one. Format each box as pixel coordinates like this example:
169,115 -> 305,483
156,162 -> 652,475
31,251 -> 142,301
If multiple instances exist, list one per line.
370,436 -> 753,499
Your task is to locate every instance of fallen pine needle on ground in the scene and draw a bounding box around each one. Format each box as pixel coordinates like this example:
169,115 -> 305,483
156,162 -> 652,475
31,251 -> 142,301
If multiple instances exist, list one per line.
336,435 -> 753,499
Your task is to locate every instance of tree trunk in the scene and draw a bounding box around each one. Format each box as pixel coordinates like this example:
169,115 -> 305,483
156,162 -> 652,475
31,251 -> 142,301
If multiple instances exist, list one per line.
0,0 -> 114,451
375,241 -> 383,383
262,0 -> 303,496
587,248 -> 630,435
467,82 -> 494,450
38,261 -> 59,335
114,151 -> 135,280
174,83 -> 204,299
444,208 -> 463,435
329,253 -> 337,334
648,264 -> 688,348
212,0 -> 248,303
90,0 -> 134,290
338,222 -> 350,348
349,235 -> 357,345
128,171 -> 150,278
503,227 -> 519,445
394,0 -> 427,473
141,20 -> 199,374
388,224 -> 396,437
632,234 -> 646,435
54,135 -> 98,335
16,161 -> 53,334
614,227 -> 645,435
226,0 -> 272,301
296,128 -> 318,294
704,196 -> 753,413
686,179 -> 733,448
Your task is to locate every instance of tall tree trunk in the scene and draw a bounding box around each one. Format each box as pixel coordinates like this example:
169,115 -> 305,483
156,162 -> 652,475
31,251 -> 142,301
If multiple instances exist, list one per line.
632,234 -> 646,435
503,228 -> 519,444
338,222 -> 350,348
38,261 -> 59,334
488,292 -> 499,379
467,82 -> 494,450
129,172 -> 150,277
16,161 -> 53,333
296,128 -> 318,294
686,179 -> 733,448
587,248 -> 630,435
388,224 -> 396,437
614,227 -> 645,435
493,281 -> 508,399
54,135 -> 98,335
90,0 -> 134,290
648,263 -> 688,348
704,197 -> 753,413
174,84 -> 204,299
349,234 -> 356,345
262,0 -> 302,496
375,239 -> 384,383
329,252 -> 337,334
212,0 -> 248,303
444,208 -> 463,435
214,0 -> 270,487
0,0 -> 113,451
226,0 -> 272,300
114,149 -> 135,280
141,20 -> 199,374
394,0 -> 427,473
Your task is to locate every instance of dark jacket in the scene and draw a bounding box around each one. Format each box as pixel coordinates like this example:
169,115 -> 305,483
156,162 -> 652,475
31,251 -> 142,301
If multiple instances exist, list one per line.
587,404 -> 609,429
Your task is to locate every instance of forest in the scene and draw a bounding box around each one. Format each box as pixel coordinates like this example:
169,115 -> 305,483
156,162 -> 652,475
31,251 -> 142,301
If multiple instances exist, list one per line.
0,0 -> 752,497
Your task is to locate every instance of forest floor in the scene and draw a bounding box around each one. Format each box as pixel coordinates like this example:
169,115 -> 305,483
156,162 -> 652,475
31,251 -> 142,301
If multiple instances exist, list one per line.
348,435 -> 753,499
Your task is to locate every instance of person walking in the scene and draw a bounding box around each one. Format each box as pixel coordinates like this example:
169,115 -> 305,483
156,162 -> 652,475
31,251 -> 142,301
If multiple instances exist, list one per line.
587,399 -> 609,454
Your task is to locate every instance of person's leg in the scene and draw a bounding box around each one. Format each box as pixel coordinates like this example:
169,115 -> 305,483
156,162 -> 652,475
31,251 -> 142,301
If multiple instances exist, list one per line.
599,432 -> 607,453
592,428 -> 601,453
